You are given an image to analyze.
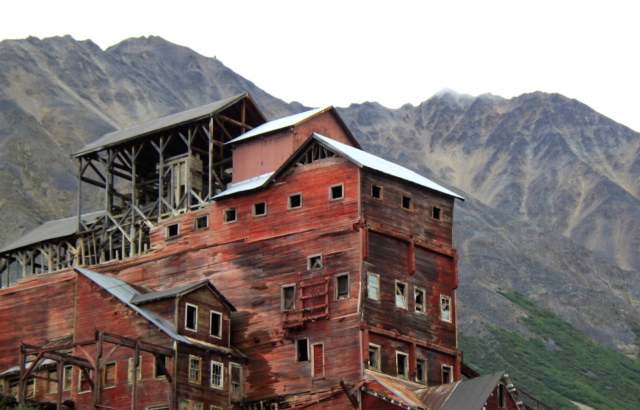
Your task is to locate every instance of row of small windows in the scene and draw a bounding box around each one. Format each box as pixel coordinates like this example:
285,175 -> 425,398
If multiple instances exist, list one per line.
367,273 -> 452,321
371,184 -> 442,219
186,356 -> 242,392
184,303 -> 223,339
368,345 -> 453,385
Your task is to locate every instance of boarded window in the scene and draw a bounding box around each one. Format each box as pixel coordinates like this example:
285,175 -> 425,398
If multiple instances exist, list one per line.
336,274 -> 349,300
367,273 -> 379,300
63,365 -> 73,391
307,254 -> 322,270
442,366 -> 452,384
128,356 -> 142,383
194,215 -> 208,230
223,208 -> 237,223
189,356 -> 201,383
211,361 -> 223,389
48,369 -> 58,394
9,377 -> 18,397
402,196 -> 412,210
372,185 -> 383,199
282,285 -> 296,310
329,184 -> 344,200
210,311 -> 222,338
103,363 -> 116,388
441,295 -> 451,322
396,352 -> 408,379
288,193 -> 302,209
415,288 -> 425,312
154,355 -> 168,379
185,303 -> 198,331
312,344 -> 324,378
25,378 -> 35,398
368,345 -> 380,371
296,339 -> 309,362
79,370 -> 92,393
433,206 -> 442,220
166,223 -> 179,238
396,282 -> 407,309
253,202 -> 267,216
499,383 -> 506,408
416,359 -> 426,384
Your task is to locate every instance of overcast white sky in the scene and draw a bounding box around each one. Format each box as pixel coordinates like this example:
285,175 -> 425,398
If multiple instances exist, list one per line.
3,0 -> 640,131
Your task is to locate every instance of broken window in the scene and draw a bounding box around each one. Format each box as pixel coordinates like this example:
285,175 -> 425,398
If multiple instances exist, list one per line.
47,369 -> 58,394
402,195 -> 412,210
63,365 -> 73,391
194,215 -> 208,230
335,274 -> 349,300
396,281 -> 408,309
210,311 -> 222,338
185,303 -> 198,331
372,185 -> 383,200
9,377 -> 18,397
103,362 -> 116,388
128,356 -> 142,383
282,285 -> 296,310
415,288 -> 425,313
288,193 -> 302,209
329,184 -> 344,200
433,206 -> 442,220
154,355 -> 168,379
230,363 -> 242,397
166,223 -> 179,238
79,370 -> 92,393
211,361 -> 224,389
223,208 -> 237,223
368,344 -> 381,371
396,352 -> 408,379
442,365 -> 452,384
253,202 -> 267,217
312,343 -> 324,378
25,378 -> 35,398
189,355 -> 202,383
499,383 -> 506,408
441,295 -> 451,322
367,273 -> 380,300
307,254 -> 323,270
296,339 -> 309,362
416,359 -> 426,384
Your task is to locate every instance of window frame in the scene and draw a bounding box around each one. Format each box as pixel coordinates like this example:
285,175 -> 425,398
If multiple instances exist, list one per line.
432,206 -> 442,221
229,362 -> 242,395
416,359 -> 427,384
499,383 -> 507,408
329,183 -> 344,201
252,201 -> 267,217
287,192 -> 303,210
47,369 -> 58,394
295,338 -> 309,363
223,208 -> 237,224
335,273 -> 350,301
153,356 -> 168,380
165,223 -> 179,239
415,287 -> 426,313
396,351 -> 409,379
128,356 -> 142,383
367,272 -> 380,301
25,378 -> 35,398
281,284 -> 296,311
440,295 -> 452,323
401,195 -> 413,211
307,254 -> 323,270
179,400 -> 203,410
193,215 -> 209,231
102,362 -> 117,389
368,343 -> 381,372
442,365 -> 453,384
185,303 -> 198,332
371,184 -> 383,200
210,360 -> 224,390
395,280 -> 408,309
188,355 -> 202,384
311,342 -> 325,379
78,369 -> 93,394
210,310 -> 223,339
63,365 -> 73,392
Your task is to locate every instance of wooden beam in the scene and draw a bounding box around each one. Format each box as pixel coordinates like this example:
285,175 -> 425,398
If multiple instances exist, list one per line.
21,351 -> 44,381
365,325 -> 458,357
41,352 -> 94,370
216,114 -> 253,130
154,354 -> 172,383
101,333 -> 174,357
340,381 -> 359,409
214,117 -> 233,141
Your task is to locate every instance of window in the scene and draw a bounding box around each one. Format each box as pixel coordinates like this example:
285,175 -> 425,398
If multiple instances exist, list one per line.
498,383 -> 506,408
185,303 -> 198,331
416,359 -> 426,384
223,208 -> 237,223
166,223 -> 179,238
103,362 -> 116,388
9,377 -> 18,397
441,295 -> 451,322
335,274 -> 349,300
25,378 -> 35,398
211,361 -> 224,389
128,356 -> 142,383
189,356 -> 202,383
367,273 -> 380,300
210,311 -> 222,338
253,202 -> 267,217
312,343 -> 324,378
194,215 -> 208,230
442,365 -> 453,384
180,400 -> 203,410
47,369 -> 58,394
371,185 -> 383,200
281,285 -> 296,310
79,369 -> 93,393
402,195 -> 412,210
307,254 -> 323,270
288,193 -> 302,209
329,184 -> 344,200
63,365 -> 73,391
396,352 -> 408,379
415,288 -> 425,313
395,281 -> 408,309
154,355 -> 168,379
230,363 -> 242,397
368,344 -> 381,371
432,206 -> 442,220
211,407 -> 223,410
296,339 -> 309,362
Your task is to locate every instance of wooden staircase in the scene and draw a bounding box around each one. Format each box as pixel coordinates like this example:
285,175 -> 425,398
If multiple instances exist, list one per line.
283,276 -> 330,329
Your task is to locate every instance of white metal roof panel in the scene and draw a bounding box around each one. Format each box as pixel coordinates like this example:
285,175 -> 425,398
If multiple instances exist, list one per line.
226,107 -> 329,144
0,359 -> 55,377
213,172 -> 274,200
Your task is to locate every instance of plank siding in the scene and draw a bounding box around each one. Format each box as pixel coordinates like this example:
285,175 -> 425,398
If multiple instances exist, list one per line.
177,286 -> 232,348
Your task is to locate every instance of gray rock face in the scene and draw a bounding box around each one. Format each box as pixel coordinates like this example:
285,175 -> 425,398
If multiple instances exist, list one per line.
0,36 -> 639,357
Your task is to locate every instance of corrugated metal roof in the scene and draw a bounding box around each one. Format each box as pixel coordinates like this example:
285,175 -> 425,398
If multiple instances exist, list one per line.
440,371 -> 505,410
414,383 -> 458,410
213,172 -> 273,200
226,107 -> 329,145
0,359 -> 55,377
72,93 -> 260,157
364,370 -> 426,408
0,211 -> 104,254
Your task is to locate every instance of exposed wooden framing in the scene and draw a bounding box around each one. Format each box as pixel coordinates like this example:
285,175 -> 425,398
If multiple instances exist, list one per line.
214,117 -> 233,141
216,113 -> 253,131
339,381 -> 359,409
132,340 -> 139,410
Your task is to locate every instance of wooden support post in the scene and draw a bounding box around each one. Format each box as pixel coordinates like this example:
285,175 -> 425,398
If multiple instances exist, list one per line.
18,345 -> 25,406
94,332 -> 103,408
132,340 -> 139,410
187,127 -> 192,209
208,117 -> 214,199
130,146 -> 137,258
78,158 -> 83,233
158,136 -> 164,219
57,361 -> 63,410
340,381 -> 359,409
242,99 -> 246,134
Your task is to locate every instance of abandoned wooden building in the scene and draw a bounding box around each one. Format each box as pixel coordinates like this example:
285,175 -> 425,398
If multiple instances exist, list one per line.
0,93 -> 544,409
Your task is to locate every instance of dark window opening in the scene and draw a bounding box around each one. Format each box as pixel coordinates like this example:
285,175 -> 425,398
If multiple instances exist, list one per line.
336,275 -> 349,300
330,184 -> 344,200
253,202 -> 267,216
396,282 -> 407,309
288,193 -> 302,209
210,311 -> 222,338
194,215 -> 208,230
166,224 -> 179,238
296,339 -> 309,362
282,286 -> 296,310
499,384 -> 506,408
186,304 -> 197,331
402,196 -> 412,210
224,208 -> 237,223
397,353 -> 408,379
308,255 -> 323,270
103,363 -> 116,388
154,356 -> 168,379
442,366 -> 452,384
368,345 -> 380,371
433,206 -> 442,220
415,289 -> 425,312
372,185 -> 383,199
416,360 -> 426,383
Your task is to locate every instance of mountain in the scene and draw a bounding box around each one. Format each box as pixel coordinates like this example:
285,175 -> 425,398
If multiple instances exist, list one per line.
1,35 -> 639,409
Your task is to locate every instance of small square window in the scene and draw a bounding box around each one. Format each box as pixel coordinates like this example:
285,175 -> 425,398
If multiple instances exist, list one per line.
433,206 -> 442,220
103,362 -> 116,388
211,361 -> 224,389
442,365 -> 453,384
166,223 -> 179,238
329,184 -> 344,200
396,281 -> 408,309
441,295 -> 451,322
368,344 -> 381,371
288,193 -> 302,209
210,311 -> 222,338
253,202 -> 267,217
396,352 -> 408,379
367,273 -> 380,300
185,303 -> 198,331
415,288 -> 425,313
335,274 -> 349,300
282,285 -> 296,310
194,215 -> 208,230
416,359 -> 426,384
402,196 -> 412,210
189,356 -> 202,383
308,254 -> 323,270
372,185 -> 383,200
223,208 -> 237,223
296,339 -> 309,362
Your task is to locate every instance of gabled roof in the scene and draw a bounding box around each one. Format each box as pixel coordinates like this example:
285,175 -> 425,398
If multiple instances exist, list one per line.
440,372 -> 505,410
73,93 -> 266,157
130,280 -> 236,312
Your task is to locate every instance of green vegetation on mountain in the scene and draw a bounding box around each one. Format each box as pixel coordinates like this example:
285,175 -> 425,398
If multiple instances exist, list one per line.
460,292 -> 640,410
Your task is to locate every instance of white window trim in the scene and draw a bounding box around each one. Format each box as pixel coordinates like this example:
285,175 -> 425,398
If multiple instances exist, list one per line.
416,358 -> 427,384
223,208 -> 237,224
78,369 -> 93,394
281,284 -> 296,311
128,356 -> 142,383
165,223 -> 179,239
147,406 -> 171,410
401,194 -> 413,210
367,272 -> 380,301
210,310 -> 223,339
311,342 -> 325,378
210,360 -> 224,390
440,295 -> 452,323
307,253 -> 323,270
252,201 -> 267,217
188,355 -> 202,384
442,365 -> 453,384
335,273 -> 350,301
229,362 -> 242,394
395,280 -> 408,310
396,351 -> 409,379
371,184 -> 383,200
329,183 -> 344,200
288,192 -> 303,210
432,206 -> 442,221
415,287 -> 426,313
102,362 -> 117,389
63,365 -> 73,391
193,215 -> 209,231
368,343 -> 381,372
185,303 -> 198,332
295,338 -> 309,363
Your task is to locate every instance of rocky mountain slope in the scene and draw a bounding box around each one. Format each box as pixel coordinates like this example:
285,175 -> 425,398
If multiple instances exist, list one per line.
1,35 -> 639,408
